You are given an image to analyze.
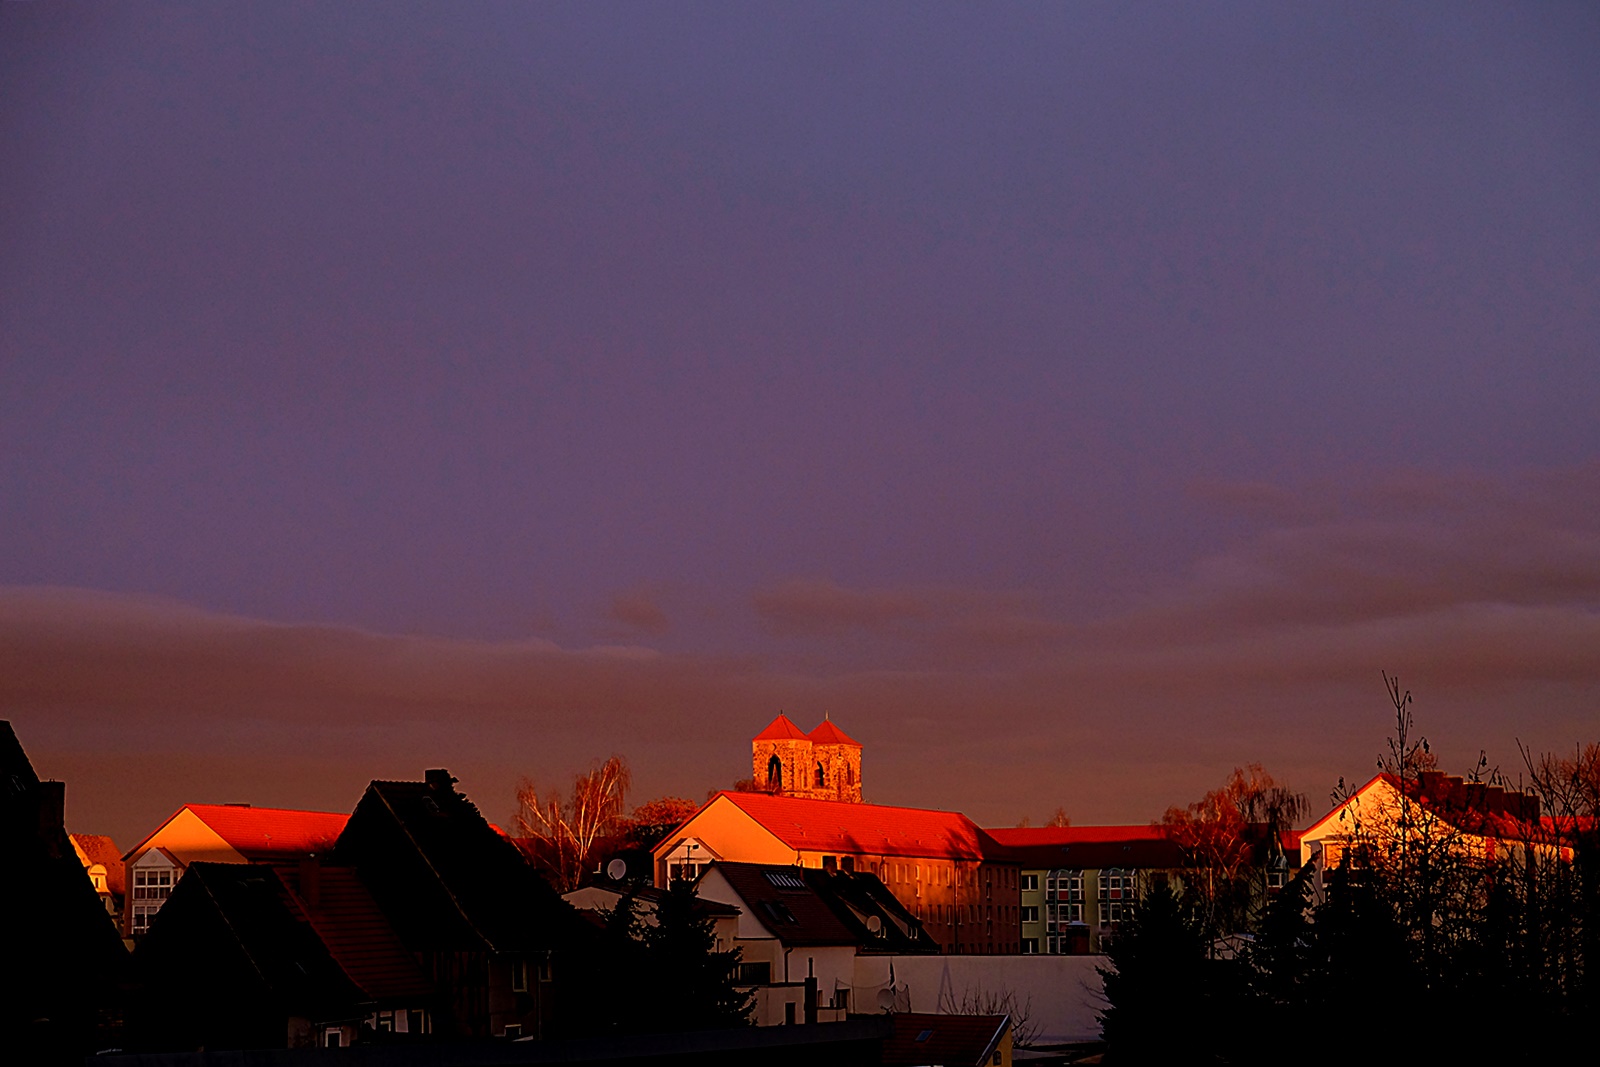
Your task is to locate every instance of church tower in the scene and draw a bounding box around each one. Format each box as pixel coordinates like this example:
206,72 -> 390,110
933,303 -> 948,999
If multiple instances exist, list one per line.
750,713 -> 862,803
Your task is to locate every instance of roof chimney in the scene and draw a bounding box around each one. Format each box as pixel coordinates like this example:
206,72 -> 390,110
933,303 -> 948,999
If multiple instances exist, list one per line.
425,769 -> 457,794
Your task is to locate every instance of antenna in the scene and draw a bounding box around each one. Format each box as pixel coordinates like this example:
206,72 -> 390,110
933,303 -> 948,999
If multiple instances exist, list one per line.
606,858 -> 628,881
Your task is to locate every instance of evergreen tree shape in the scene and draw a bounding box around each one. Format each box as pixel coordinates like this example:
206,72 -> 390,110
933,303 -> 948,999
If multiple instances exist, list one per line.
1098,880 -> 1222,1064
643,878 -> 754,1032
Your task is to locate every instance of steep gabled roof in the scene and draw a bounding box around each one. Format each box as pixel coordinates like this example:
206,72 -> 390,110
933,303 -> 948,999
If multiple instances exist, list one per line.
753,713 -> 810,741
145,862 -> 362,1013
710,862 -> 861,946
273,862 -> 433,1001
717,791 -> 997,861
807,718 -> 861,747
805,868 -> 940,954
336,773 -> 590,955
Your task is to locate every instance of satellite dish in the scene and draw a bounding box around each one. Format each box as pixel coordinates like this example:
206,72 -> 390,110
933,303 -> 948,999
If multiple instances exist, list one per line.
866,915 -> 883,934
876,988 -> 896,1011
606,858 -> 628,881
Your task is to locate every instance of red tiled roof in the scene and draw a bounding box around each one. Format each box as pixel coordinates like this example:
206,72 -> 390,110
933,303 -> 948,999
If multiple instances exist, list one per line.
753,714 -> 810,741
71,833 -> 126,896
186,804 -> 348,860
718,791 -> 996,861
807,718 -> 861,746
882,1012 -> 1010,1067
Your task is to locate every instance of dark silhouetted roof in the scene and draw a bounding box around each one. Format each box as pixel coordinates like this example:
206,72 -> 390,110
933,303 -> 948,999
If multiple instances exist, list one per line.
274,861 -> 433,1001
335,772 -> 590,955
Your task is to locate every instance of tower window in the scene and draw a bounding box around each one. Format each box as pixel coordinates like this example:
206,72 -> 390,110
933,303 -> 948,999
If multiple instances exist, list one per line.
767,755 -> 782,788
815,763 -> 826,788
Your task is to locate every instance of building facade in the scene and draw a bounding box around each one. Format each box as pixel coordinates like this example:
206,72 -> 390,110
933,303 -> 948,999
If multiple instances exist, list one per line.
655,790 -> 1020,954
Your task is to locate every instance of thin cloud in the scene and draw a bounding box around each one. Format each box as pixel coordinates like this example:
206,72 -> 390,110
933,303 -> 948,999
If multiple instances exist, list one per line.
607,588 -> 672,636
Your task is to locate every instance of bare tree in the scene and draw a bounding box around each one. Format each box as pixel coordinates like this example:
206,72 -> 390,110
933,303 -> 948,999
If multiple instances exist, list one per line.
515,755 -> 631,891
940,985 -> 1039,1049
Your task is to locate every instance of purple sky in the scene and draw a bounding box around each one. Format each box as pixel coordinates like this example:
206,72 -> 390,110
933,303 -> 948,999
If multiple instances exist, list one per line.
4,3 -> 1598,846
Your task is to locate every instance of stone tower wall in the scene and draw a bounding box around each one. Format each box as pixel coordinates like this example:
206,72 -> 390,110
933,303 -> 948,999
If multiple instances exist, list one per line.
751,724 -> 863,802
813,743 -> 862,803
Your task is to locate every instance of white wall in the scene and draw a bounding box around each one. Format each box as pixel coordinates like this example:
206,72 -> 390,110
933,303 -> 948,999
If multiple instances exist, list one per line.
850,954 -> 1106,1045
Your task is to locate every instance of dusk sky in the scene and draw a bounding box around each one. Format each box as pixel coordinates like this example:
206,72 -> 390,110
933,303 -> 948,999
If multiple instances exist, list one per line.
4,3 -> 1597,846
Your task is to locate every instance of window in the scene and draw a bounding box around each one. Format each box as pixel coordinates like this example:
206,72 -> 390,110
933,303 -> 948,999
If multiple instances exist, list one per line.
1022,938 -> 1039,954
510,958 -> 527,992
537,954 -> 553,983
504,1024 -> 522,1038
785,1002 -> 797,1026
841,855 -> 854,873
1021,906 -> 1038,924
1021,874 -> 1038,892
737,961 -> 772,984
833,989 -> 850,1011
323,1029 -> 343,1049
815,762 -> 826,788
133,866 -> 173,901
822,855 -> 837,872
767,755 -> 783,787
1267,868 -> 1286,889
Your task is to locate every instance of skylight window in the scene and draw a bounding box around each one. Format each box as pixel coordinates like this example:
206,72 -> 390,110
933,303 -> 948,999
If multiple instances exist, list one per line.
763,870 -> 806,890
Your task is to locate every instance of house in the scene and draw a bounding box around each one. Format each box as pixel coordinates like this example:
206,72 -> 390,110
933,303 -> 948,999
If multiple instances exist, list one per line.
1300,770 -> 1545,893
331,768 -> 598,1040
654,790 -> 1020,954
71,831 -> 126,924
882,1012 -> 1013,1067
121,802 -> 348,936
986,826 -> 1184,954
692,861 -> 939,1026
128,860 -> 436,1051
0,721 -> 127,1057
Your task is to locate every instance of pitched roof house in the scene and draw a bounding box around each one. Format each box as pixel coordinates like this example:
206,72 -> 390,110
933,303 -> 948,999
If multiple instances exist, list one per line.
655,791 -> 1020,954
121,802 -> 348,936
332,768 -> 598,1040
1300,771 -> 1548,893
128,860 -> 437,1051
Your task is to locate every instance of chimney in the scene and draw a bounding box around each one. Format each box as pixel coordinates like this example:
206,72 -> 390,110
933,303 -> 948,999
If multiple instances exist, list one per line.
425,769 -> 457,794
299,856 -> 322,914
